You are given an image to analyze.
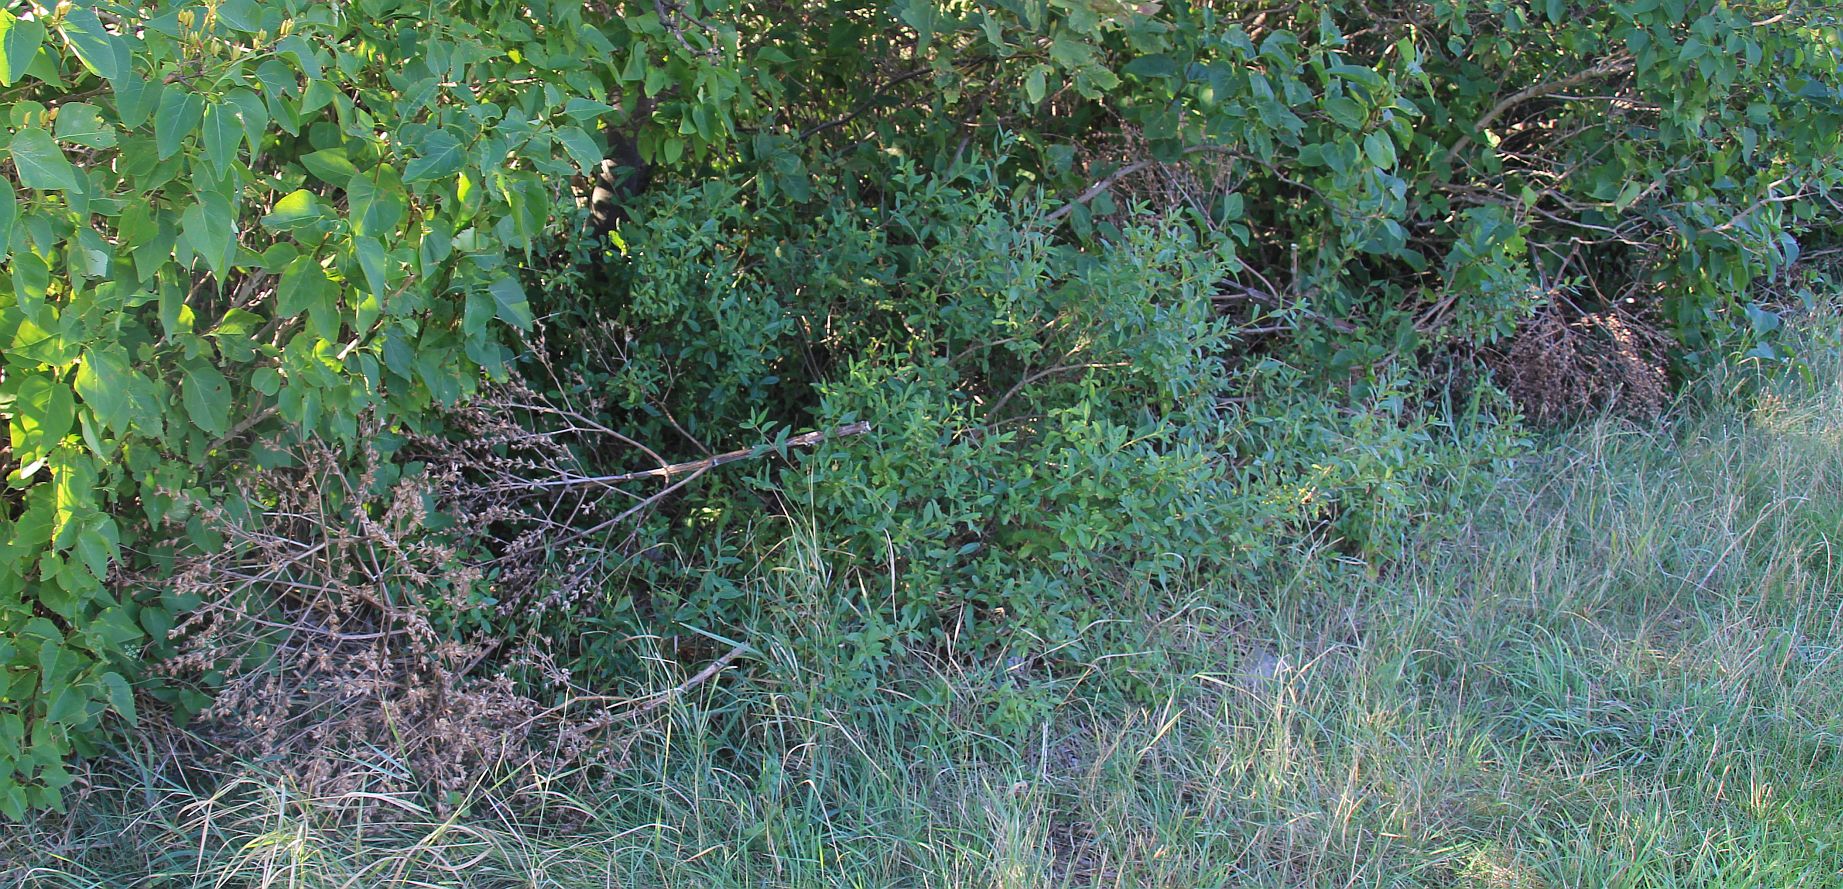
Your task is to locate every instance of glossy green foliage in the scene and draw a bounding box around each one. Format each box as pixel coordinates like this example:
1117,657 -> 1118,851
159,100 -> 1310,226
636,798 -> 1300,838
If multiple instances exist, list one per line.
0,0 -> 651,814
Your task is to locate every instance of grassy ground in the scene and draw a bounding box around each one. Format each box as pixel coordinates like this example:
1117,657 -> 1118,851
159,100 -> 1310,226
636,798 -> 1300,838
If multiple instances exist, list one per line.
6,346 -> 1842,887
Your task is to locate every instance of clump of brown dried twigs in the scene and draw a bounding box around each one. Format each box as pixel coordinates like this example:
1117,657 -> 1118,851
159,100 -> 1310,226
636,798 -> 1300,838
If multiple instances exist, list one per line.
136,385 -> 864,807
1492,295 -> 1670,423
148,419 -> 550,802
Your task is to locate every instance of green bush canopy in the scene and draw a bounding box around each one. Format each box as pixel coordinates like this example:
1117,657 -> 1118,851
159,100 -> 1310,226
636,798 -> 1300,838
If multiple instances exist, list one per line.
0,0 -> 1837,813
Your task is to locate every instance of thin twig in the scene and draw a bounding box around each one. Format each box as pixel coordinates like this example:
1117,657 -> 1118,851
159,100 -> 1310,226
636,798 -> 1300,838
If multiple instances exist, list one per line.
1213,281 -> 1358,333
986,364 -> 1131,418
800,67 -> 935,140
506,422 -> 874,556
1445,58 -> 1634,167
1043,145 -> 1237,223
497,421 -> 871,491
511,643 -> 750,732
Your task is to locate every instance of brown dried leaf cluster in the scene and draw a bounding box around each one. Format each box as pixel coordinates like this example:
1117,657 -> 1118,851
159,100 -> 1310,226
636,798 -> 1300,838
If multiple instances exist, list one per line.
1494,302 -> 1669,422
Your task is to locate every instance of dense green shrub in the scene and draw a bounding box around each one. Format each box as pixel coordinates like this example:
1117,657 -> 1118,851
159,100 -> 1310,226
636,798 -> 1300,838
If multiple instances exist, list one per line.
517,171 -> 1525,697
600,0 -> 1843,366
0,0 -> 634,813
514,0 -> 1843,688
635,183 -> 1248,651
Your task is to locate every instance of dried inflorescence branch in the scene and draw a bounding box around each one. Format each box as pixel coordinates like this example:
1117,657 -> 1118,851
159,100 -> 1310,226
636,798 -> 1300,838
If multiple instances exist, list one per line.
135,386 -> 861,808
407,381 -> 644,616
140,424 -> 539,801
136,392 -> 691,805
410,381 -> 868,614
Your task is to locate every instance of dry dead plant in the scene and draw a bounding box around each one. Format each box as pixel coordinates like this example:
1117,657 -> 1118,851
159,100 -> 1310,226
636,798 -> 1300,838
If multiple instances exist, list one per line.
1493,296 -> 1670,422
144,426 -> 550,802
131,387 -> 860,808
135,390 -> 671,803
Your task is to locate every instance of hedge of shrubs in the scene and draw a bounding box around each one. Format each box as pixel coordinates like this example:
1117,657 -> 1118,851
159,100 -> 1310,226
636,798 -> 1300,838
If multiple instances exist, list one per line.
0,0 -> 1837,812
